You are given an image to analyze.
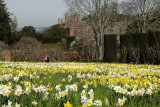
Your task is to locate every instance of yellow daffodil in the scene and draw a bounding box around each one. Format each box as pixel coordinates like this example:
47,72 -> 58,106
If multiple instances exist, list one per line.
64,101 -> 73,107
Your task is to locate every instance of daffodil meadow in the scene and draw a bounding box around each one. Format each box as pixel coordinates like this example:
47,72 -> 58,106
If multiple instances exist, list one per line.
0,61 -> 160,107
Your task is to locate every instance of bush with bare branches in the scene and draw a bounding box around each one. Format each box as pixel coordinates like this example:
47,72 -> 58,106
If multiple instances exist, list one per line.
11,37 -> 43,61
0,41 -> 10,60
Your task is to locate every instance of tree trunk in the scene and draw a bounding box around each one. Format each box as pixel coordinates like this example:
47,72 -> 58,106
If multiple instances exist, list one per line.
96,32 -> 104,60
98,46 -> 104,60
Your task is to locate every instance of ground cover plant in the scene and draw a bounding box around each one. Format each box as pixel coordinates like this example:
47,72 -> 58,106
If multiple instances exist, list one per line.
0,61 -> 160,107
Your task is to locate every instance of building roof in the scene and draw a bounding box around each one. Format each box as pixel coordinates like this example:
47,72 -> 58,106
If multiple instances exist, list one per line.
58,14 -> 90,29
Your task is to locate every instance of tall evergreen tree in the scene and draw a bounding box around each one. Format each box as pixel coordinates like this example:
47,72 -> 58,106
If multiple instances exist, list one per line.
0,0 -> 12,44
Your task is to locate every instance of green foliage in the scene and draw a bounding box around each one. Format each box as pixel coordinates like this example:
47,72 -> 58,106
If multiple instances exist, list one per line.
42,36 -> 62,44
126,19 -> 143,34
120,33 -> 149,52
0,0 -> 12,44
104,34 -> 117,62
132,33 -> 148,52
66,36 -> 75,48
146,30 -> 160,47
120,34 -> 133,49
35,32 -> 44,42
20,26 -> 36,37
43,24 -> 69,44
10,16 -> 18,32
12,31 -> 22,43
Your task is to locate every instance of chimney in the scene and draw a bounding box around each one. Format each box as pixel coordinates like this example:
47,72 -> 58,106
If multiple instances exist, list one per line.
61,18 -> 63,24
65,15 -> 68,23
58,18 -> 61,24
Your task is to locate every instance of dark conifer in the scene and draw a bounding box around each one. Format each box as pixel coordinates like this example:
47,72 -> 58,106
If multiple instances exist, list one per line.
0,0 -> 12,44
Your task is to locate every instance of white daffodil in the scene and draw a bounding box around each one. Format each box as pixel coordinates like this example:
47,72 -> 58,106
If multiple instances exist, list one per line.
15,87 -> 23,96
24,87 -> 31,94
7,100 -> 12,107
43,95 -> 48,100
59,91 -> 65,98
68,75 -> 72,82
4,89 -> 11,97
105,97 -> 109,106
55,93 -> 60,100
13,76 -> 19,82
146,88 -> 152,95
83,84 -> 88,90
116,97 -> 126,106
71,84 -> 77,91
85,99 -> 93,107
93,99 -> 102,106
64,89 -> 68,96
77,73 -> 81,78
32,100 -> 38,106
88,89 -> 94,96
55,84 -> 61,91
15,102 -> 20,107
81,95 -> 87,103
81,90 -> 87,96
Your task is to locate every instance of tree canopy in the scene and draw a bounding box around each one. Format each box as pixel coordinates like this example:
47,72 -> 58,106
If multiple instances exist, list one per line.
20,26 -> 36,37
43,24 -> 69,44
0,0 -> 12,44
0,0 -> 18,45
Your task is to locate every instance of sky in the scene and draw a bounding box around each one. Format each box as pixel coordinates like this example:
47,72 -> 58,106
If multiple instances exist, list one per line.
5,0 -> 68,28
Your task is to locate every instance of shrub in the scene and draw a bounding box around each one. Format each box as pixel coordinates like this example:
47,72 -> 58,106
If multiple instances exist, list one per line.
0,41 -> 10,50
13,36 -> 41,50
42,36 -> 62,44
66,36 -> 75,48
42,24 -> 69,44
104,34 -> 117,62
11,37 -> 43,62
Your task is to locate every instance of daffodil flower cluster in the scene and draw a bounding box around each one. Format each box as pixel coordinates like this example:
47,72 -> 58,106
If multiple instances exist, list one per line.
0,61 -> 160,106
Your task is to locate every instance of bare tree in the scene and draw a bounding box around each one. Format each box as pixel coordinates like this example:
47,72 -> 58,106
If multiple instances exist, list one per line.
71,36 -> 96,60
127,0 -> 160,33
148,2 -> 160,31
64,0 -> 118,60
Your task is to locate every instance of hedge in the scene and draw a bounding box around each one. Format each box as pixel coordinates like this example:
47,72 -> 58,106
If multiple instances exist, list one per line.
120,30 -> 160,64
147,30 -> 160,47
132,33 -> 148,52
104,34 -> 117,62
120,34 -> 133,49
42,36 -> 61,44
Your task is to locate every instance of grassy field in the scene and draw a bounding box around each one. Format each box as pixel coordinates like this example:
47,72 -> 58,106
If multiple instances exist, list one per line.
0,61 -> 160,107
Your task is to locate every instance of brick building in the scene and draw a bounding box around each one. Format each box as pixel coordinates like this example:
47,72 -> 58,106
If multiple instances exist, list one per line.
58,14 -> 93,38
58,14 -> 96,59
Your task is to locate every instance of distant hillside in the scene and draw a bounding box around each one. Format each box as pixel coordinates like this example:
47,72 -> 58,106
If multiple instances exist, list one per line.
17,27 -> 50,33
34,27 -> 49,33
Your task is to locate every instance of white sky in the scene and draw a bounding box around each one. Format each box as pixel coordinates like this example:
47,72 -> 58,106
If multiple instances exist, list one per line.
5,0 -> 68,28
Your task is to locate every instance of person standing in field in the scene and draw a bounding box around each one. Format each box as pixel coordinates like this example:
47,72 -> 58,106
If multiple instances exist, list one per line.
44,56 -> 49,63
